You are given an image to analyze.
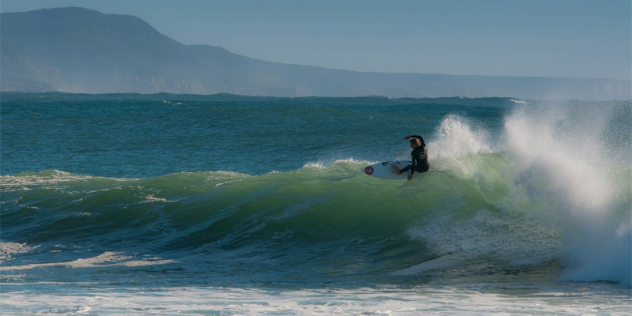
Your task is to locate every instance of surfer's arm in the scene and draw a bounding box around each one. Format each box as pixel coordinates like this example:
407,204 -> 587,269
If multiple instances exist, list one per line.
410,151 -> 417,179
404,135 -> 424,143
411,135 -> 424,141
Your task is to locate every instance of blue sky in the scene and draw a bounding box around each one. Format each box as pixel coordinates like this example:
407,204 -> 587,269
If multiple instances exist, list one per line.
2,0 -> 630,80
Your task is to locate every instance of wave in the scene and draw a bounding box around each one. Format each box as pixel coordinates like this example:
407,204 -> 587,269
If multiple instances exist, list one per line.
2,152 -> 629,285
1,99 -> 630,286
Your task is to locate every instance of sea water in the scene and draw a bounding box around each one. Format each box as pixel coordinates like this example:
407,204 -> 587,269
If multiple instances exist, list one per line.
1,92 -> 630,315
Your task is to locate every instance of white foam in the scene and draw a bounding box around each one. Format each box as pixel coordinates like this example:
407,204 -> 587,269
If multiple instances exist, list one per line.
140,195 -> 181,203
0,170 -> 89,188
510,99 -> 527,104
302,161 -> 327,170
0,242 -> 39,263
1,284 -> 628,315
0,251 -> 177,271
0,170 -> 137,189
302,158 -> 371,170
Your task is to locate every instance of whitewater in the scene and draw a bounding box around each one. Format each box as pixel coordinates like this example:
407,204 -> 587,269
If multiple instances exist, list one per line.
1,93 -> 630,315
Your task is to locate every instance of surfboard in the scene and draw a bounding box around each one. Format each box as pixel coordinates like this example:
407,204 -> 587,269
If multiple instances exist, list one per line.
362,161 -> 411,179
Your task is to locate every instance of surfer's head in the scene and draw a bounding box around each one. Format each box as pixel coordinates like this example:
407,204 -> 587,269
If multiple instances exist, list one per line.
409,138 -> 420,148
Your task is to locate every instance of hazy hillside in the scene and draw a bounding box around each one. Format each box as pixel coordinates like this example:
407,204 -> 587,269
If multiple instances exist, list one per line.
1,7 -> 630,100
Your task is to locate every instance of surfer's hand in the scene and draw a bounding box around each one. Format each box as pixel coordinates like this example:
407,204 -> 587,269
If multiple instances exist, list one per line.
403,135 -> 412,140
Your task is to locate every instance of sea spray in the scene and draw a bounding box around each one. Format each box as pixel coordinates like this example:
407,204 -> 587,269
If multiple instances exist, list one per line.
503,102 -> 631,285
429,114 -> 494,160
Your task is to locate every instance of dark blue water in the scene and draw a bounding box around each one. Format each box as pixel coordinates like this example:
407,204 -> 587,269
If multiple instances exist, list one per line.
1,93 -> 509,177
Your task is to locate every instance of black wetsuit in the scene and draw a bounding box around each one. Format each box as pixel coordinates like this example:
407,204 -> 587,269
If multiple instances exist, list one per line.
401,135 -> 430,174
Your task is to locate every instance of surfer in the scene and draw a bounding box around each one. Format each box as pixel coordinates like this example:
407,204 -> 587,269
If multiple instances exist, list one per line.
393,135 -> 430,181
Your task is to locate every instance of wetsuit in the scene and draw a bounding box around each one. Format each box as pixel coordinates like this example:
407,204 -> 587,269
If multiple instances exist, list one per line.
400,135 -> 430,174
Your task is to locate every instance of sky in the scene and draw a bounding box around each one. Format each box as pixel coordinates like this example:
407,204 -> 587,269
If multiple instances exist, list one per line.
2,0 -> 630,80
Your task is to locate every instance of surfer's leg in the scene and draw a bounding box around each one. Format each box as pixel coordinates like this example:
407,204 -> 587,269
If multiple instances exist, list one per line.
392,164 -> 400,174
396,165 -> 411,175
416,164 -> 430,173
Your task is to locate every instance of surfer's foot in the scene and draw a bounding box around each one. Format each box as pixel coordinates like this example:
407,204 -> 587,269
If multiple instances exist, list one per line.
392,165 -> 400,175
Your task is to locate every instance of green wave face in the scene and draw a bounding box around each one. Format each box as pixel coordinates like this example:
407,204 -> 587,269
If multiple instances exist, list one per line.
3,153 -> 629,285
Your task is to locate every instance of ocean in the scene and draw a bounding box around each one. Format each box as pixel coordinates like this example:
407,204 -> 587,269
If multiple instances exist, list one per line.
1,92 -> 630,315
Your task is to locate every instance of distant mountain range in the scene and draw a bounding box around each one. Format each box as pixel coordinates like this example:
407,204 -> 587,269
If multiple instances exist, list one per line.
1,7 -> 630,100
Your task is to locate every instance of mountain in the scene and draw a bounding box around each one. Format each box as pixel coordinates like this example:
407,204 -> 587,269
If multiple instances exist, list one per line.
1,7 -> 630,100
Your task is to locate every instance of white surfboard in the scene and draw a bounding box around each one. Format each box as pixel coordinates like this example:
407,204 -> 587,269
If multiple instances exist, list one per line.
362,161 -> 411,179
